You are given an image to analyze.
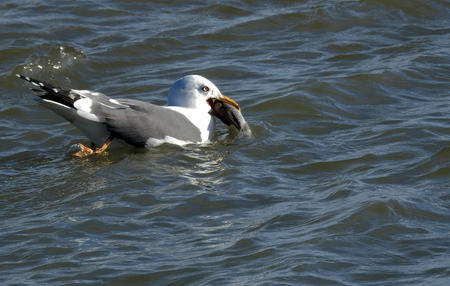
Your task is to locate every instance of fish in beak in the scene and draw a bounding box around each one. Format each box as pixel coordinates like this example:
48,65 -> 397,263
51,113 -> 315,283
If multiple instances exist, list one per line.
207,95 -> 252,137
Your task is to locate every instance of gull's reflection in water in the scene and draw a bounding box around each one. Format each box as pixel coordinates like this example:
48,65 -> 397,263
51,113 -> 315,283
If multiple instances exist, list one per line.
65,123 -> 256,205
147,144 -> 229,192
57,146 -> 224,220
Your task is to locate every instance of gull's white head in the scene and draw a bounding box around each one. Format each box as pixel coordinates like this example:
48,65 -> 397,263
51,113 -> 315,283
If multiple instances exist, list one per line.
168,75 -> 238,111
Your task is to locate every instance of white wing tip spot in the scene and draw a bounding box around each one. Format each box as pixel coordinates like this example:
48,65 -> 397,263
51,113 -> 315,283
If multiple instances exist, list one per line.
74,97 -> 93,112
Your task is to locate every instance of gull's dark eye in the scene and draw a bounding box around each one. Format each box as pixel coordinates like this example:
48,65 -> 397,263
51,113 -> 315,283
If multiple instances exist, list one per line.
201,86 -> 209,93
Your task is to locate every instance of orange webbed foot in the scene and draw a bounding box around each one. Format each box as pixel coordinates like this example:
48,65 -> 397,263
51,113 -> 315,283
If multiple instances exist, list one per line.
70,135 -> 114,158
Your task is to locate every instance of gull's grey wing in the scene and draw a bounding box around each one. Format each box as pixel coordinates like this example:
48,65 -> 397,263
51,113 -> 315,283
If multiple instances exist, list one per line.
100,99 -> 202,147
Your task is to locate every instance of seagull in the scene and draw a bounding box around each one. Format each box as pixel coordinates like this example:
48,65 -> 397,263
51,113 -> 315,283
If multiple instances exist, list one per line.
17,74 -> 241,157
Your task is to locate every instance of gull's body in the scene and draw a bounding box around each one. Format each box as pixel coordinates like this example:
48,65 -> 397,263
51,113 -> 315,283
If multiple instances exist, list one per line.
18,74 -> 240,155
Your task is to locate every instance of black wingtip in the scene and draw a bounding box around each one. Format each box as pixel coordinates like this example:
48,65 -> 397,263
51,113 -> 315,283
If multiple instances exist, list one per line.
17,74 -> 43,87
16,74 -> 59,92
16,74 -> 30,81
17,74 -> 76,108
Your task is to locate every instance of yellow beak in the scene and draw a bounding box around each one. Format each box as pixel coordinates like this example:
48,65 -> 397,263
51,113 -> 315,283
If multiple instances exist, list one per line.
216,94 -> 240,111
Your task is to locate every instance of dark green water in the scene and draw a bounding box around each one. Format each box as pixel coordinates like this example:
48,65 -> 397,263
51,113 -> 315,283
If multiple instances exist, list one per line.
1,1 -> 449,285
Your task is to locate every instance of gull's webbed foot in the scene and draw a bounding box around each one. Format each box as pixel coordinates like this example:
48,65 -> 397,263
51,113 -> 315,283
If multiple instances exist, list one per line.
70,135 -> 114,158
